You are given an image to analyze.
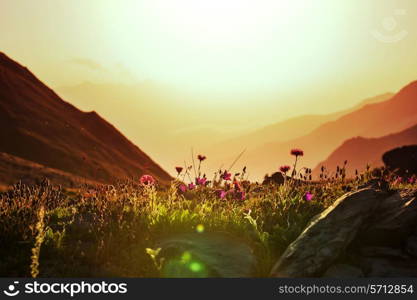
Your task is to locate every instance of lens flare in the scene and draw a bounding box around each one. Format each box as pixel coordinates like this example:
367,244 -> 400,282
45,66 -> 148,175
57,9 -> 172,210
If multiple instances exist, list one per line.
189,262 -> 203,272
196,224 -> 205,233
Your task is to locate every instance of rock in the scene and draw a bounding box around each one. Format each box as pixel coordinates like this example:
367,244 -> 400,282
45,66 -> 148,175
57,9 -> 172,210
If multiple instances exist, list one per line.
361,258 -> 417,277
359,246 -> 409,260
270,188 -> 386,277
356,190 -> 417,247
405,236 -> 417,257
382,145 -> 417,176
262,172 -> 285,185
157,232 -> 256,278
322,264 -> 364,278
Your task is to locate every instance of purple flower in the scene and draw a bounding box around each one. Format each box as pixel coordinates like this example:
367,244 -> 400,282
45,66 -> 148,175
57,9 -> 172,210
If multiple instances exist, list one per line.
175,166 -> 183,174
279,165 -> 291,173
221,171 -> 232,181
139,174 -> 155,186
188,183 -> 196,190
216,189 -> 227,199
304,192 -> 313,201
235,190 -> 246,201
196,177 -> 207,186
179,184 -> 187,193
197,154 -> 206,162
291,149 -> 304,157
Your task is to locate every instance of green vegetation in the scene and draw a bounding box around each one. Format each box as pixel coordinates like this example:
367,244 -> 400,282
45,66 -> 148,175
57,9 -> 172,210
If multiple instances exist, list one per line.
0,160 -> 415,277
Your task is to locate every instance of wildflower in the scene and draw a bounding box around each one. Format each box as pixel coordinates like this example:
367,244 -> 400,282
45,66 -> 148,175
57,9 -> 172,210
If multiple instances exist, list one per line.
188,182 -> 196,190
408,177 -> 415,184
179,184 -> 187,193
216,189 -> 227,199
235,190 -> 246,201
175,166 -> 183,175
290,148 -> 304,179
233,180 -> 242,191
140,174 -> 155,186
304,192 -> 314,201
197,154 -> 206,162
290,148 -> 304,157
221,171 -> 232,181
196,177 -> 207,186
279,165 -> 291,174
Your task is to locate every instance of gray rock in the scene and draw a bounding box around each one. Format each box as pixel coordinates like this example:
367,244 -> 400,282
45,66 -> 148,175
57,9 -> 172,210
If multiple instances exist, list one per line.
359,246 -> 410,260
323,264 -> 364,278
362,258 -> 417,277
270,188 -> 386,277
383,145 -> 417,176
357,190 -> 417,247
262,172 -> 285,185
405,236 -> 417,257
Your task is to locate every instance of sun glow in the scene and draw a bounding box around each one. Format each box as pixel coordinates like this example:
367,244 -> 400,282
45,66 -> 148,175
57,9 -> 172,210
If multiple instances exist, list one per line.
103,0 -> 324,96
147,0 -> 303,43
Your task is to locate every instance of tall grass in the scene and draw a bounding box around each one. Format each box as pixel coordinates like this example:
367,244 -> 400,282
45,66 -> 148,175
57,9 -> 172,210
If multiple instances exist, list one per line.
0,164 -> 415,277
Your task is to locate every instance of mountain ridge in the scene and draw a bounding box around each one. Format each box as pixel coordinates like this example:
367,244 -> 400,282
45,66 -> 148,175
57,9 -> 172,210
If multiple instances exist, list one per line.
0,52 -> 171,185
313,123 -> 417,176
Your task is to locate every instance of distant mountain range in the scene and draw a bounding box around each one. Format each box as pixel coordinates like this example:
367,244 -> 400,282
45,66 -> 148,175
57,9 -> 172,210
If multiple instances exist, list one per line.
1,51 -> 416,185
0,52 -> 171,186
314,123 -> 417,176
208,93 -> 393,159
219,81 -> 417,180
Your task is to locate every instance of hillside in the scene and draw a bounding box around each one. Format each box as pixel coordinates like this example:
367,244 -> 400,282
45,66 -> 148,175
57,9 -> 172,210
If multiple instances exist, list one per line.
209,93 -> 393,156
0,52 -> 171,185
238,81 -> 417,180
313,124 -> 417,176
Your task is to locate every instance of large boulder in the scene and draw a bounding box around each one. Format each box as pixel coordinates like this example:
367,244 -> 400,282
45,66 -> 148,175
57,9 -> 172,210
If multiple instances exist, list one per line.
262,172 -> 285,185
356,190 -> 417,246
271,188 -> 417,277
382,145 -> 417,176
270,188 -> 386,277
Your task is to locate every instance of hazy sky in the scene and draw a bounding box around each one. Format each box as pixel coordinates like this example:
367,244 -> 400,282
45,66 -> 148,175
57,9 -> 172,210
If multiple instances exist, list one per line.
1,0 -> 417,166
2,0 -> 417,109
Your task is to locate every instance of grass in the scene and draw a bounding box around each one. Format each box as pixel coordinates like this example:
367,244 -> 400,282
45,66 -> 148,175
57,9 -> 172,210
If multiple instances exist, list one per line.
0,161 -> 415,277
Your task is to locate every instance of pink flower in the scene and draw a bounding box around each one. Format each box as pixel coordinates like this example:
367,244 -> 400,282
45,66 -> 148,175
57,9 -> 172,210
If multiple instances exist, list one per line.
279,165 -> 291,173
291,149 -> 304,157
175,166 -> 183,174
221,171 -> 232,181
408,177 -> 415,184
179,184 -> 187,193
139,174 -> 155,186
216,189 -> 227,199
188,182 -> 196,190
196,177 -> 207,186
235,190 -> 246,201
304,192 -> 313,201
197,154 -> 206,162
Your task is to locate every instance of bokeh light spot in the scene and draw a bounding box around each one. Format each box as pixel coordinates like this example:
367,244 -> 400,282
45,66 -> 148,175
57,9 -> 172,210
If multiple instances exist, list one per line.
196,224 -> 205,233
181,251 -> 192,263
189,262 -> 203,272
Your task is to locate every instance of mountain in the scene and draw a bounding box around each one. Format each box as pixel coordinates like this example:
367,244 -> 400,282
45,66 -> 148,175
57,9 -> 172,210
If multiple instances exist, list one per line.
208,93 -> 393,156
313,124 -> 417,176
234,81 -> 417,180
0,52 -> 171,185
0,152 -> 100,188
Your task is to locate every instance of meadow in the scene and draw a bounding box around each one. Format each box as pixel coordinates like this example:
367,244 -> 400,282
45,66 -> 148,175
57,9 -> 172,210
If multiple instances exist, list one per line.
0,152 -> 415,278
